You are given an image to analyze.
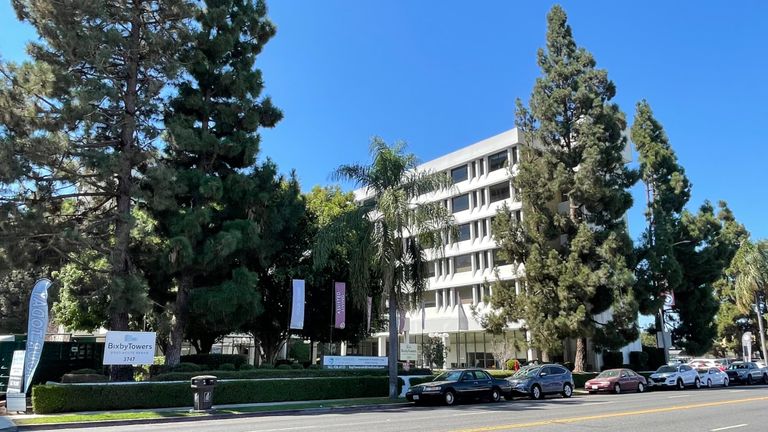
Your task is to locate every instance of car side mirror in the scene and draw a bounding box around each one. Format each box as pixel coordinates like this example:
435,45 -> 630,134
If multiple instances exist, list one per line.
540,372 -> 548,377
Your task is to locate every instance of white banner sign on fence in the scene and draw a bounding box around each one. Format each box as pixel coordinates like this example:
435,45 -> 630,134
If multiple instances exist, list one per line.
103,331 -> 157,365
322,355 -> 387,369
400,343 -> 417,361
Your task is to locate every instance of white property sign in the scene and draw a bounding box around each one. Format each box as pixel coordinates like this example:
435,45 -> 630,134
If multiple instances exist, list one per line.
322,356 -> 387,369
103,331 -> 157,365
400,343 -> 417,361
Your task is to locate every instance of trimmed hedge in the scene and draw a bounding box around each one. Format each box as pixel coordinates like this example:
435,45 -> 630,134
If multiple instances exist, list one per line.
60,374 -> 108,384
180,354 -> 248,370
602,351 -> 623,370
151,368 -> 392,381
32,376 -> 388,414
572,372 -> 599,388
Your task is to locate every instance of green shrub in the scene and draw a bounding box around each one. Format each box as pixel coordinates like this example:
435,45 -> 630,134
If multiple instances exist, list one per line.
307,364 -> 321,370
180,354 -> 247,370
290,363 -> 303,369
172,363 -> 202,372
572,372 -> 599,388
276,364 -> 291,370
32,376 -> 388,414
486,370 -> 515,379
239,364 -> 254,371
643,346 -> 666,371
259,363 -> 274,369
218,363 -> 236,371
68,368 -> 100,375
602,351 -> 623,370
60,374 -> 108,384
150,368 -> 389,381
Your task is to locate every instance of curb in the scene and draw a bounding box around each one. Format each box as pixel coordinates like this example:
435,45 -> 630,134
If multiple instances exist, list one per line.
13,402 -> 412,431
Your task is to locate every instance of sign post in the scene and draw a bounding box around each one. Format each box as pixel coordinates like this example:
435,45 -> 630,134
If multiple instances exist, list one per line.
103,331 -> 157,365
6,350 -> 27,413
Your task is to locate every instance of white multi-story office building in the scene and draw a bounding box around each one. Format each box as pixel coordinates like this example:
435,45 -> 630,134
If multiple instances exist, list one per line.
350,128 -> 639,370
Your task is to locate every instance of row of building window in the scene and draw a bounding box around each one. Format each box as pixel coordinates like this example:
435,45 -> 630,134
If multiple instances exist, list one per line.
425,248 -> 512,278
448,147 -> 520,184
445,181 -> 518,214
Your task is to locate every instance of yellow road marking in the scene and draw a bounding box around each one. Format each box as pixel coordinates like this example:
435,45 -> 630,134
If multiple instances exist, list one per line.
451,396 -> 768,432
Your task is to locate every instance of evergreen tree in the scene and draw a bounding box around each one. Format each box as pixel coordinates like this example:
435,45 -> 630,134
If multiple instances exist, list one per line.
670,201 -> 747,355
143,0 -> 281,365
1,0 -> 191,379
487,5 -> 638,371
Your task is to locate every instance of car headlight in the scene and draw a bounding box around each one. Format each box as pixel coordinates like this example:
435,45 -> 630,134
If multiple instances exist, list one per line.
422,386 -> 441,393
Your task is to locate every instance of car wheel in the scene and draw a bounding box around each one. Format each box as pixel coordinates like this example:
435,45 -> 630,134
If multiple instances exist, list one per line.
637,382 -> 645,393
763,374 -> 768,385
723,378 -> 729,387
747,375 -> 753,385
707,379 -> 712,388
677,379 -> 685,390
444,390 -> 457,406
562,383 -> 573,398
694,378 -> 701,389
489,387 -> 501,403
613,383 -> 621,394
531,385 -> 543,400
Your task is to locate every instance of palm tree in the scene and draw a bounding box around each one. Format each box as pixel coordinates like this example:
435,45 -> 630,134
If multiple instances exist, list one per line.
314,137 -> 455,399
728,240 -> 768,363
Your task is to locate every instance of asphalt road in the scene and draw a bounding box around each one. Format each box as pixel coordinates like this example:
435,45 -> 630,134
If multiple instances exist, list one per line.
32,385 -> 768,432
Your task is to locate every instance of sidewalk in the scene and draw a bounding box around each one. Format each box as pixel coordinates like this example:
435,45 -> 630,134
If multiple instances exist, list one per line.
5,397 -> 409,430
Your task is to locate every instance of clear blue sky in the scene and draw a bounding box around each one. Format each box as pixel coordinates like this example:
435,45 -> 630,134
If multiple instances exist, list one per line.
1,1 -> 766,241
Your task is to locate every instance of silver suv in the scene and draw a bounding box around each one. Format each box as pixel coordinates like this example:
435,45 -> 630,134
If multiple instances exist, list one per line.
506,364 -> 574,400
648,364 -> 701,390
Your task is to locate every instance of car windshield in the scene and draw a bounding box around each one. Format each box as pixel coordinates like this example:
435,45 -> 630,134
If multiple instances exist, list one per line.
697,369 -> 709,374
597,370 -> 620,378
433,371 -> 463,382
656,366 -> 677,373
728,364 -> 748,370
512,367 -> 540,378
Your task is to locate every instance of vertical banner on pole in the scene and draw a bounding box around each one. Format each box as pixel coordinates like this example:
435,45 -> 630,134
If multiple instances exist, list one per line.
366,296 -> 372,332
334,282 -> 346,329
290,279 -> 305,330
24,278 -> 52,393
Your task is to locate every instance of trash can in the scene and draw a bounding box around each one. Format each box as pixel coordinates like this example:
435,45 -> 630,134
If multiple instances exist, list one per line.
190,375 -> 218,412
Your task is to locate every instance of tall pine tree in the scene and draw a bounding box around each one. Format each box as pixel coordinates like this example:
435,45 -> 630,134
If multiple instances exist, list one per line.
143,0 -> 281,365
487,5 -> 638,371
2,0 -> 191,379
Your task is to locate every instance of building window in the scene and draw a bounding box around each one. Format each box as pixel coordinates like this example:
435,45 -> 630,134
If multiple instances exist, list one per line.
483,218 -> 489,237
488,150 -> 508,171
489,182 -> 511,203
451,165 -> 468,183
511,146 -> 519,165
514,210 -> 522,222
475,252 -> 483,270
423,261 -> 435,278
469,161 -> 475,179
478,159 -> 485,176
457,223 -> 471,242
454,254 -> 472,273
452,194 -> 469,213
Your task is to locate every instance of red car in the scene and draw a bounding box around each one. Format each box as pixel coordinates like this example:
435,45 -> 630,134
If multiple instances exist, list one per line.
585,368 -> 647,394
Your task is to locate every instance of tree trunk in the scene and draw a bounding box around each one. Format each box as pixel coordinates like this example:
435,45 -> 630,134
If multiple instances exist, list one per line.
574,337 -> 587,372
386,271 -> 398,399
540,350 -> 550,363
755,293 -> 767,363
108,2 -> 140,383
165,274 -> 191,366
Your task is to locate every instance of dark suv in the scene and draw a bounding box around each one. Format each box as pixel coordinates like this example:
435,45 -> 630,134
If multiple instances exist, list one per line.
725,362 -> 768,385
506,364 -> 574,400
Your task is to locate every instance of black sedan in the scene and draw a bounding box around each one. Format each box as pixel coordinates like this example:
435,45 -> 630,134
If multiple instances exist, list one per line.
406,368 -> 512,406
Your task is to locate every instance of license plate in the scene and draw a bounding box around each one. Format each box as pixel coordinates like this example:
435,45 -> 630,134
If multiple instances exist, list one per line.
591,385 -> 599,390
413,395 -> 419,400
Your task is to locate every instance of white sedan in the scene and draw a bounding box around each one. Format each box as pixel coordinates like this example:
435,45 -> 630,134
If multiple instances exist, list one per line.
697,367 -> 729,388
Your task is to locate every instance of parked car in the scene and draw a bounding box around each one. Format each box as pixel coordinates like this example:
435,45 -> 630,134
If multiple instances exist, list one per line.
405,369 -> 512,406
584,368 -> 647,394
648,364 -> 701,390
697,367 -> 729,388
689,358 -> 731,371
506,364 -> 574,400
725,362 -> 768,385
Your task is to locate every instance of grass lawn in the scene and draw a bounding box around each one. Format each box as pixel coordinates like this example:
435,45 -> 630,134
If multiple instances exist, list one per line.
14,397 -> 403,426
